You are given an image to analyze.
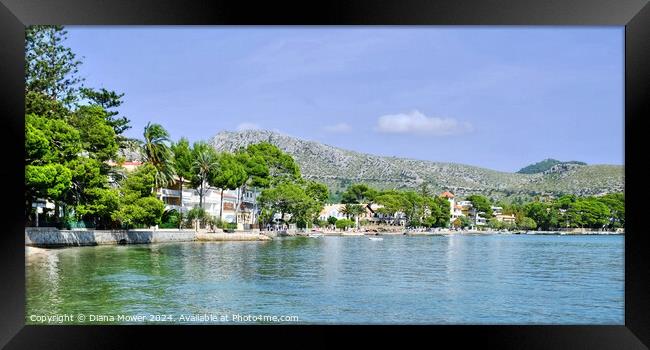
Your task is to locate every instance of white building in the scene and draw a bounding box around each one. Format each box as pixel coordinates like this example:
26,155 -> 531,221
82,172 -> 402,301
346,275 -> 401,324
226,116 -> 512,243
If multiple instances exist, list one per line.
440,191 -> 464,222
157,180 -> 259,225
319,204 -> 348,221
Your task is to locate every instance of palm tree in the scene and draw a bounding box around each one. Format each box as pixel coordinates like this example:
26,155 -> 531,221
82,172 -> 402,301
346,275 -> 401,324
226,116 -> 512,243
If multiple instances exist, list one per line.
340,203 -> 365,228
142,122 -> 176,189
171,138 -> 193,229
191,147 -> 219,210
339,204 -> 354,220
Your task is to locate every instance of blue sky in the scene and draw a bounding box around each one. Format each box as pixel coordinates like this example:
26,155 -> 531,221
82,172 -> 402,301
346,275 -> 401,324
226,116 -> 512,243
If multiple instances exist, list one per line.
65,27 -> 624,172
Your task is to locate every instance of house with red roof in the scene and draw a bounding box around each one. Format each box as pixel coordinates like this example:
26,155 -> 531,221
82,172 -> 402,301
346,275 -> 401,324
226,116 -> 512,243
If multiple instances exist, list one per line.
440,191 -> 464,225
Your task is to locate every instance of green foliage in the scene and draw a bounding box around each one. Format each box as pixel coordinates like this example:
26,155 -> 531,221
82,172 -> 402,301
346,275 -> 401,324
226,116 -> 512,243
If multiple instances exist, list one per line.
246,146 -> 325,227
488,218 -> 504,230
433,196 -> 451,227
25,25 -> 83,106
24,25 -> 160,229
327,216 -> 338,225
120,164 -> 156,198
516,217 -> 537,230
79,87 -> 131,138
466,195 -> 493,217
186,207 -> 207,220
341,184 -> 377,204
111,165 -> 164,228
171,138 -> 194,182
170,138 -> 193,226
296,217 -> 309,229
75,187 -> 120,227
25,163 -> 72,201
233,150 -> 269,189
402,190 -> 424,226
257,208 -> 275,228
452,216 -> 473,228
371,188 -> 450,227
190,142 -> 219,208
65,157 -> 107,207
244,142 -> 300,185
25,91 -> 69,118
160,209 -> 181,228
25,120 -> 53,163
555,194 -> 577,209
142,122 -> 176,188
69,105 -> 118,162
113,197 -> 165,228
209,152 -> 248,205
258,182 -> 308,221
305,181 -> 330,203
335,219 -> 354,230
524,201 -> 558,230
25,114 -> 81,164
565,198 -> 611,229
375,190 -> 406,217
597,193 -> 625,229
340,203 -> 364,219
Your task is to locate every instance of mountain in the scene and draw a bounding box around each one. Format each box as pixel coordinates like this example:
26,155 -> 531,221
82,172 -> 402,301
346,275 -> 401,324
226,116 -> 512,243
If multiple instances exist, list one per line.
210,130 -> 624,201
517,158 -> 587,174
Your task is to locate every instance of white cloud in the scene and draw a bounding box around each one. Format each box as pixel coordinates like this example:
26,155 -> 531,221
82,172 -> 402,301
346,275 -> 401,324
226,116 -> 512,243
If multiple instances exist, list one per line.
236,122 -> 261,131
323,122 -> 352,133
375,110 -> 473,136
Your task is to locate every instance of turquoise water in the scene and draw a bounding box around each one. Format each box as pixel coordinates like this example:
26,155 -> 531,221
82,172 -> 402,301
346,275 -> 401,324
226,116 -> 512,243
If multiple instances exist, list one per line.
26,234 -> 624,324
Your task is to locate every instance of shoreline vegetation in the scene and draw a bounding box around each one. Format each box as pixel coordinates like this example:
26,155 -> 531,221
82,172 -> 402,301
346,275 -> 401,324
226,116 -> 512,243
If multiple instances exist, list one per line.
24,26 -> 625,250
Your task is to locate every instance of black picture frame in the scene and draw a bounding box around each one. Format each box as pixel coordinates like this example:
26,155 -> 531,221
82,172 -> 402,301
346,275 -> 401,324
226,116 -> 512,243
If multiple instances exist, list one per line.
0,0 -> 648,348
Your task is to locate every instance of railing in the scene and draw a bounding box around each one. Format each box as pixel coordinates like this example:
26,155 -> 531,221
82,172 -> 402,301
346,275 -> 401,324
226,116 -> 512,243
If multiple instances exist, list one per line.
158,189 -> 181,196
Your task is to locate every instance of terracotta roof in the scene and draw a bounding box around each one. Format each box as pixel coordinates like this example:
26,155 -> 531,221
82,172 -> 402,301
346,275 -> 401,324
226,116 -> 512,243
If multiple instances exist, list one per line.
440,191 -> 455,198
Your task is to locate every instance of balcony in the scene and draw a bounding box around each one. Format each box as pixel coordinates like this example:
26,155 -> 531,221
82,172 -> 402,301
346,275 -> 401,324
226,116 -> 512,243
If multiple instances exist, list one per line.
158,189 -> 181,197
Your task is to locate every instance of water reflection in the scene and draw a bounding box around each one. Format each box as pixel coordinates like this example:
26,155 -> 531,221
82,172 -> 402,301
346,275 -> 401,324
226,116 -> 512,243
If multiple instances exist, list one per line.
26,235 -> 624,324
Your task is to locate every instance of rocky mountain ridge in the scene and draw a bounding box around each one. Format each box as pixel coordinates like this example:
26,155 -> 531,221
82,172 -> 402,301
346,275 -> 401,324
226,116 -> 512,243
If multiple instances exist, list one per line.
210,130 -> 624,201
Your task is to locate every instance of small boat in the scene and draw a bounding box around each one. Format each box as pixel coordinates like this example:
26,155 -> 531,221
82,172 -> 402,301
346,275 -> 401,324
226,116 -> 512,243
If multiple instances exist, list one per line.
368,237 -> 383,241
308,233 -> 324,238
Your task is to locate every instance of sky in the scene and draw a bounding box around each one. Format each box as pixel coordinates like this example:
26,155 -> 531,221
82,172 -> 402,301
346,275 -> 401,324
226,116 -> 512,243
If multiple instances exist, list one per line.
64,26 -> 624,172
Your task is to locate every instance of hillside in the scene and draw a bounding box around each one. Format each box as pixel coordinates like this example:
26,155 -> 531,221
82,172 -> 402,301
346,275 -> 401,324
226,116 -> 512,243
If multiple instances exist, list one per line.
210,130 -> 624,201
517,158 -> 587,174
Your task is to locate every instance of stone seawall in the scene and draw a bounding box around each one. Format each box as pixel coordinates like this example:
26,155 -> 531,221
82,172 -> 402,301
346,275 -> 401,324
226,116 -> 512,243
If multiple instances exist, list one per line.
25,228 -> 270,247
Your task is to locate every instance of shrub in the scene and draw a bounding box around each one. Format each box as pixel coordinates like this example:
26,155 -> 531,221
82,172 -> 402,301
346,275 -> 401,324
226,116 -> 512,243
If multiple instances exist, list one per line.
296,217 -> 308,229
517,216 -> 537,230
335,218 -> 354,230
161,209 -> 180,228
221,222 -> 237,232
452,216 -> 472,228
487,218 -> 504,230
